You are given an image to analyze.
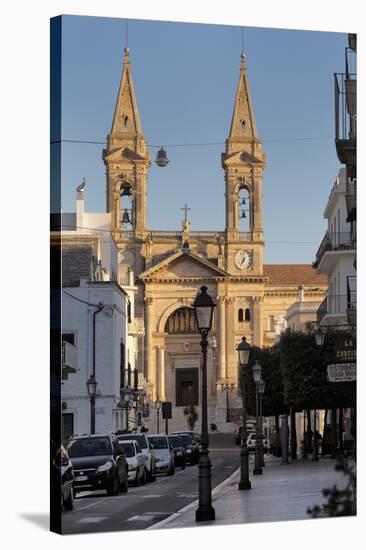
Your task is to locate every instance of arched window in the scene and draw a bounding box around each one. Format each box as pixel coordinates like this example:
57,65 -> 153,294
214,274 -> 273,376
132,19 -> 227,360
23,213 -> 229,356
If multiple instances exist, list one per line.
245,308 -> 251,322
165,307 -> 198,334
238,188 -> 250,231
238,309 -> 244,323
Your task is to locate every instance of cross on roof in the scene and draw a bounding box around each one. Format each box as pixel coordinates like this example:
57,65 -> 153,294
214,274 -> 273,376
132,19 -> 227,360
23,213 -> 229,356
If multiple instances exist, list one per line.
181,203 -> 191,222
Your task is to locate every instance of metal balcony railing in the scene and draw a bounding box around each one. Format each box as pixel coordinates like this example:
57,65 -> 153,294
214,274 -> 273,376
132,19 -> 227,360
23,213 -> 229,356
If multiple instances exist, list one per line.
347,275 -> 357,326
317,294 -> 349,325
315,231 -> 354,267
334,67 -> 356,166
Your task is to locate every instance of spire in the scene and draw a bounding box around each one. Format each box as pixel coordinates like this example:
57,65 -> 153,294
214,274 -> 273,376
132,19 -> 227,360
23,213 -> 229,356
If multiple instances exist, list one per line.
228,51 -> 259,142
109,48 -> 143,140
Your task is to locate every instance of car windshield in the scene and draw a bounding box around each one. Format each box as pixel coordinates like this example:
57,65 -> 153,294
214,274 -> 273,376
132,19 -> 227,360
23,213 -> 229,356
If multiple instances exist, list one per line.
168,436 -> 182,447
119,442 -> 135,457
148,436 -> 168,449
179,434 -> 193,445
67,437 -> 111,457
117,434 -> 147,449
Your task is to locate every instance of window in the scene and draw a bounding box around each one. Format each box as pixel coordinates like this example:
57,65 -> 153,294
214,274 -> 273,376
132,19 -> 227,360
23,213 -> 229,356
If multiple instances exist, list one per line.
238,309 -> 244,322
62,333 -> 75,345
268,315 -> 275,332
245,308 -> 251,322
62,413 -> 74,444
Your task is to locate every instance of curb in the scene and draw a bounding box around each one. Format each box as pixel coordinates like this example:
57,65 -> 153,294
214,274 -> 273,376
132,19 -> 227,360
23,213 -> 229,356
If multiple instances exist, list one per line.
147,466 -> 240,530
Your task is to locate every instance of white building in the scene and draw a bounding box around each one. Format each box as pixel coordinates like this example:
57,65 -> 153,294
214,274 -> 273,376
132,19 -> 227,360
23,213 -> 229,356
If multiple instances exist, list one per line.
314,166 -> 356,446
52,185 -> 145,440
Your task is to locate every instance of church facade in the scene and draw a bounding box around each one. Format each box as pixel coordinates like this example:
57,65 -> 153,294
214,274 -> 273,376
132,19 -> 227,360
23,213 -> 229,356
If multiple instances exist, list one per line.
102,47 -> 327,431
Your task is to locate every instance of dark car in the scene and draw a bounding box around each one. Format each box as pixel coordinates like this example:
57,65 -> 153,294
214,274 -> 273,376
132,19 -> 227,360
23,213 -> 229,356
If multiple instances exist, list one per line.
67,433 -> 128,496
168,435 -> 186,469
117,433 -> 157,482
51,444 -> 75,511
172,432 -> 198,464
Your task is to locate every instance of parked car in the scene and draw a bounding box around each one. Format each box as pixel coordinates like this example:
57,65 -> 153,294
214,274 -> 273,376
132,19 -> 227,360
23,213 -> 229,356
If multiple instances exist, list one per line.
234,427 -> 255,445
117,433 -> 156,482
167,435 -> 186,469
147,435 -> 175,475
117,439 -> 146,485
51,444 -> 75,511
247,433 -> 268,453
67,433 -> 128,496
172,432 -> 198,464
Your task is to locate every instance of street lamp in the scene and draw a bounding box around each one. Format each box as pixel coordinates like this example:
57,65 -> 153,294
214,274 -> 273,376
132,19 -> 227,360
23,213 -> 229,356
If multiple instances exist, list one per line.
315,326 -> 326,347
220,382 -> 235,423
258,379 -> 266,467
193,285 -> 216,522
237,336 -> 252,490
252,361 -> 263,475
86,375 -> 98,434
154,398 -> 162,433
121,387 -> 133,431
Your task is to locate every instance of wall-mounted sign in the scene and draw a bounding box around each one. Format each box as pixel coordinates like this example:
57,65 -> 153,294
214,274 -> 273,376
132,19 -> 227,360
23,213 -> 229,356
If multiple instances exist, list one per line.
327,363 -> 356,383
334,334 -> 356,363
95,407 -> 106,415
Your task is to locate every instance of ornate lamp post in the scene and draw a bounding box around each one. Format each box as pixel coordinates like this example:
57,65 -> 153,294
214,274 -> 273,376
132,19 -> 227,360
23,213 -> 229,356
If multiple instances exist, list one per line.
87,375 -> 98,434
220,382 -> 235,423
258,379 -> 266,467
237,336 -> 252,490
120,387 -> 133,431
252,361 -> 263,475
193,285 -> 216,522
155,398 -> 162,433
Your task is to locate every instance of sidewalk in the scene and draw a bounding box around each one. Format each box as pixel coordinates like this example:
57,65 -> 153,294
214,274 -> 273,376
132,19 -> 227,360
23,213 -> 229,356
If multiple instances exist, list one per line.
152,456 -> 347,529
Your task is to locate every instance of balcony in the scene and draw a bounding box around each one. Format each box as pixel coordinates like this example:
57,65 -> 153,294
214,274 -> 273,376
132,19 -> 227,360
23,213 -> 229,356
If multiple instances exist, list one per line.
347,276 -> 357,327
62,341 -> 77,379
334,70 -> 356,167
317,294 -> 349,326
314,231 -> 354,269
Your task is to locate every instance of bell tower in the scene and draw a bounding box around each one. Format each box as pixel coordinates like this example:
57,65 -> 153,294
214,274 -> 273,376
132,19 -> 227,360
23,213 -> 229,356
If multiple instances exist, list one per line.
222,52 -> 266,274
103,48 -> 151,238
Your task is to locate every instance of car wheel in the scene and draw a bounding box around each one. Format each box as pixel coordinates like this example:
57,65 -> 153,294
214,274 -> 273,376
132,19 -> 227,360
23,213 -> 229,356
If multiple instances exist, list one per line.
181,462 -> 186,470
107,473 -> 120,496
63,486 -> 74,511
167,464 -> 175,476
120,470 -> 128,493
141,467 -> 147,485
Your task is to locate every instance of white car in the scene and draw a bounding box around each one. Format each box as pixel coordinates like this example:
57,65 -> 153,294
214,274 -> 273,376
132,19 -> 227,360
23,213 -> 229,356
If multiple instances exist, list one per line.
247,433 -> 268,453
147,435 -> 175,476
117,439 -> 146,485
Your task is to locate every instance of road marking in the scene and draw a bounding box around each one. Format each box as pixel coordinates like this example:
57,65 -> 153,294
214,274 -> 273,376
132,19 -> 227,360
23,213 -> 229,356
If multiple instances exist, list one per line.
77,516 -> 108,524
74,498 -> 108,513
127,512 -> 168,522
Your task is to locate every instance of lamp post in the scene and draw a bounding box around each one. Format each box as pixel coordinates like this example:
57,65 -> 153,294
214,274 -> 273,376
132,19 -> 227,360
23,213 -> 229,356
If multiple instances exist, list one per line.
237,336 -> 252,490
258,379 -> 266,467
120,387 -> 133,431
220,383 -> 235,423
252,361 -> 263,475
193,285 -> 216,522
87,375 -> 98,434
155,398 -> 162,433
312,409 -> 319,462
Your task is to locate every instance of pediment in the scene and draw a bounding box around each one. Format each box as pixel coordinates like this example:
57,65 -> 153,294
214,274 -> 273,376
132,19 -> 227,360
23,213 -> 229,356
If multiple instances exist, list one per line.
139,250 -> 229,281
223,150 -> 264,166
103,147 -> 147,162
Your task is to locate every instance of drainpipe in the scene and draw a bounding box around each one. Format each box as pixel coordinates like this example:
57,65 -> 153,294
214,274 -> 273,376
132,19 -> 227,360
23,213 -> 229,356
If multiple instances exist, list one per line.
90,303 -> 104,434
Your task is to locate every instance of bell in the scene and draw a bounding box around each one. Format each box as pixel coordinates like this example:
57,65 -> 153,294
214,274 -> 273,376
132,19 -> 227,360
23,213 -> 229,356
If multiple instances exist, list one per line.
155,147 -> 169,167
121,209 -> 131,224
121,186 -> 131,197
240,210 -> 246,219
241,198 -> 246,205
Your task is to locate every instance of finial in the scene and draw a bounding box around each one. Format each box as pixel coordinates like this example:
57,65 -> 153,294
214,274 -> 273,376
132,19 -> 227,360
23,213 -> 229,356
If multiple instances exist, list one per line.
124,47 -> 130,56
240,51 -> 246,68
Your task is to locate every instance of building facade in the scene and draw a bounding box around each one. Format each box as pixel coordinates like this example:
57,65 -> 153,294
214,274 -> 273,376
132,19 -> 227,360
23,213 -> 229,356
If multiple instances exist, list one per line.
97,46 -> 329,432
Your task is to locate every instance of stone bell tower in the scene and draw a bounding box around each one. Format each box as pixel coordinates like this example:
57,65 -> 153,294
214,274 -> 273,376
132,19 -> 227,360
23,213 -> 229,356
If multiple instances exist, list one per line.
103,48 -> 151,239
222,51 -> 266,275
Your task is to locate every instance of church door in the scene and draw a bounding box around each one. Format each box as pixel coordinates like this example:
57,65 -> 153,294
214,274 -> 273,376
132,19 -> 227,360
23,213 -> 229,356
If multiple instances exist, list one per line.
176,368 -> 199,407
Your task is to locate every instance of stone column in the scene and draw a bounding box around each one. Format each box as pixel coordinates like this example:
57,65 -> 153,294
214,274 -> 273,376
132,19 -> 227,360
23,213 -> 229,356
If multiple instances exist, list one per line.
226,297 -> 236,381
145,297 -> 154,386
253,296 -> 264,347
158,345 -> 166,401
218,297 -> 226,380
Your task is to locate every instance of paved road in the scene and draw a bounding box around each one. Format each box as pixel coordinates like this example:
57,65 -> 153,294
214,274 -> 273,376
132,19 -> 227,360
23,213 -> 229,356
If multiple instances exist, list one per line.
62,448 -> 243,534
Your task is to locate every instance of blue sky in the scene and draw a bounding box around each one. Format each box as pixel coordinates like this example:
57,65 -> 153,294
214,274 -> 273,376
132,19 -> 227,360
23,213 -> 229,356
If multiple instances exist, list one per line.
58,15 -> 347,263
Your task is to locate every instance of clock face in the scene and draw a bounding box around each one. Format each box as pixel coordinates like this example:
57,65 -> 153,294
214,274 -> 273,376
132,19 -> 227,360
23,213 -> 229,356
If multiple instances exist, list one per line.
234,250 -> 252,270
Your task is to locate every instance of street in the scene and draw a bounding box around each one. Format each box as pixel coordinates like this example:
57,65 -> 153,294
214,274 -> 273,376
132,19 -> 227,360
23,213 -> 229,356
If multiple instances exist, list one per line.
62,448 -> 242,534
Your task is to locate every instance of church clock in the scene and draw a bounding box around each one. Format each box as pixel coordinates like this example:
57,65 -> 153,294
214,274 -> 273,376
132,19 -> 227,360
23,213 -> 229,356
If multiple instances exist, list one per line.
234,250 -> 252,270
